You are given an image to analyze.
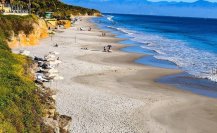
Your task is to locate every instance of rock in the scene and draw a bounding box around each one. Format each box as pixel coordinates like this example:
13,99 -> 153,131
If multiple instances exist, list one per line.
43,117 -> 60,133
34,63 -> 72,132
52,95 -> 57,100
48,109 -> 56,118
59,115 -> 72,133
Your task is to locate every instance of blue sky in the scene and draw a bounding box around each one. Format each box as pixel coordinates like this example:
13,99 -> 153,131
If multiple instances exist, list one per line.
150,0 -> 216,1
63,0 -> 217,18
64,0 -> 217,2
66,0 -> 217,2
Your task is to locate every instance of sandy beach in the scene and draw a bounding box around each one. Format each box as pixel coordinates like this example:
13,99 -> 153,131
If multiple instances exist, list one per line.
14,16 -> 217,133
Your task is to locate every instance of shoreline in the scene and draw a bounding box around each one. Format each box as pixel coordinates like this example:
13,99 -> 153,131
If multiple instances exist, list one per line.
93,16 -> 217,99
16,16 -> 217,133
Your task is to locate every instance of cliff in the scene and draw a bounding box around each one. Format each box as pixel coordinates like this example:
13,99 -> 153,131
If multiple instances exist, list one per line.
7,19 -> 48,48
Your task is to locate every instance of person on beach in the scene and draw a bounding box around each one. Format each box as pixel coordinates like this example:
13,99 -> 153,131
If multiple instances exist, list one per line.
88,27 -> 92,31
103,46 -> 107,52
54,44 -> 58,47
102,32 -> 106,37
107,45 -> 112,52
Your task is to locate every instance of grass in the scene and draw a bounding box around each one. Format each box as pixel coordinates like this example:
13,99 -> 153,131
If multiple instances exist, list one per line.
0,15 -> 45,133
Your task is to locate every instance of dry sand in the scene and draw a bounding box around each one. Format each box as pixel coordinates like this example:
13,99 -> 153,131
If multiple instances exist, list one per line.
14,16 -> 217,133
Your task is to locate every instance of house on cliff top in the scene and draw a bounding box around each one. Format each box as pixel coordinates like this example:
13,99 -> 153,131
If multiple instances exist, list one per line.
0,0 -> 13,12
0,0 -> 29,15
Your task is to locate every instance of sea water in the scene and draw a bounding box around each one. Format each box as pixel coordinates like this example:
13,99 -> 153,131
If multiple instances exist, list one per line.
92,13 -> 217,98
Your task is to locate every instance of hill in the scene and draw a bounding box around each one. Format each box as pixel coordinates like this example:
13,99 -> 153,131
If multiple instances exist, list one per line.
12,0 -> 101,19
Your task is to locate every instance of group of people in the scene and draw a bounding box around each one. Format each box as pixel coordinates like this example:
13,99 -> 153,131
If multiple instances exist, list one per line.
101,32 -> 106,37
80,27 -> 92,31
103,45 -> 112,52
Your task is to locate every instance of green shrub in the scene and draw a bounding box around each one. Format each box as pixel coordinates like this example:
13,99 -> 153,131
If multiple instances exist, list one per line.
0,15 -> 44,133
12,0 -> 100,19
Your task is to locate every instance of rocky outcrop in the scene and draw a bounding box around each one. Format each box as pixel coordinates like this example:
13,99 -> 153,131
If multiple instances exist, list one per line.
32,59 -> 72,133
38,84 -> 72,133
8,19 -> 49,48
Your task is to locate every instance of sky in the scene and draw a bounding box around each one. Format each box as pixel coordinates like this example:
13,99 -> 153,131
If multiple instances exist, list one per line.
149,0 -> 216,2
63,0 -> 217,18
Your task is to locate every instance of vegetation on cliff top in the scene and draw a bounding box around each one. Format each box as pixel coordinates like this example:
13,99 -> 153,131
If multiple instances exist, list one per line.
12,0 -> 101,19
0,15 -> 45,133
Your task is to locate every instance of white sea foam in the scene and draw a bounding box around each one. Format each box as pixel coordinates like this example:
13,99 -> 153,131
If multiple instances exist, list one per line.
107,26 -> 134,35
117,28 -> 134,35
102,15 -> 217,82
117,29 -> 217,82
107,26 -> 117,30
106,15 -> 114,22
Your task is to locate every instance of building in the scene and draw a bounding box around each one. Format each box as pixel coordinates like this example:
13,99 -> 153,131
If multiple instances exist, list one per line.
0,0 -> 13,13
0,0 -> 29,15
44,12 -> 58,29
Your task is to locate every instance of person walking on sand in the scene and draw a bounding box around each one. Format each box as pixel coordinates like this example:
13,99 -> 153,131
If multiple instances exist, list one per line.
54,44 -> 58,47
103,46 -> 107,52
107,45 -> 112,52
88,27 -> 92,31
101,32 -> 106,37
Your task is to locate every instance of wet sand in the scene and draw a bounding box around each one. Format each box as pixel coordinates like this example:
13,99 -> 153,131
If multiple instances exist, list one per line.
14,16 -> 217,133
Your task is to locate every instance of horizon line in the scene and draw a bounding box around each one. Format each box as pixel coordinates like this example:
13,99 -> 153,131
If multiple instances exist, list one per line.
102,12 -> 217,20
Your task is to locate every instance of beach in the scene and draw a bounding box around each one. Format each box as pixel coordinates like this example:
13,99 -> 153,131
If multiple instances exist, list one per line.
15,16 -> 217,133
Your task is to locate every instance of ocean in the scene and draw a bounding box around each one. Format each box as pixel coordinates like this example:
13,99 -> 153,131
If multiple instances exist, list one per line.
92,13 -> 217,98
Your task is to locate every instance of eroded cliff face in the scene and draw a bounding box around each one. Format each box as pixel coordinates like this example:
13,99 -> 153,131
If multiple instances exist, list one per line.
59,20 -> 71,29
93,12 -> 102,16
8,19 -> 48,48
